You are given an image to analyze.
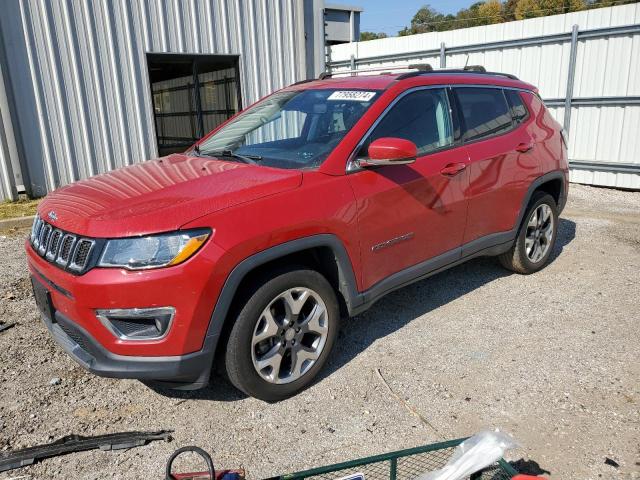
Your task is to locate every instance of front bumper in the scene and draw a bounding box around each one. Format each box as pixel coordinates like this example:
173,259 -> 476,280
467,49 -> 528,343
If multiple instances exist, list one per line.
26,236 -> 228,357
40,305 -> 217,388
26,232 -> 231,388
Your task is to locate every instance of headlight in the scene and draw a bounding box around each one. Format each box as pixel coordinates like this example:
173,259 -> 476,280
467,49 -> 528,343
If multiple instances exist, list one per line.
98,229 -> 210,270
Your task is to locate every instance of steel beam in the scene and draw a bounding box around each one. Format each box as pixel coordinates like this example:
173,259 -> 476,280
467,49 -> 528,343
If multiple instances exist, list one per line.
330,23 -> 640,68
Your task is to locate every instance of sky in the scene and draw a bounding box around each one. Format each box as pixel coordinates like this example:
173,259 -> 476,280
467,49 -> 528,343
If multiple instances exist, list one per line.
330,0 -> 476,36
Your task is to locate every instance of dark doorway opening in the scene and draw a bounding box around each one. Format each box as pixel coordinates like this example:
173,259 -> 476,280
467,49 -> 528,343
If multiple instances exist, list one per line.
147,53 -> 242,156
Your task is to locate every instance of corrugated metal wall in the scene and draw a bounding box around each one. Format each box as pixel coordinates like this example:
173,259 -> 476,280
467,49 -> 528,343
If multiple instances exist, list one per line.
0,52 -> 19,201
329,4 -> 640,190
0,0 -> 312,200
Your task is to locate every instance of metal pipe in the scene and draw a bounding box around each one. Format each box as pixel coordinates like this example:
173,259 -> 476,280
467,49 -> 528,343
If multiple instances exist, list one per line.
569,161 -> 640,174
564,24 -> 580,133
439,42 -> 446,68
544,96 -> 640,107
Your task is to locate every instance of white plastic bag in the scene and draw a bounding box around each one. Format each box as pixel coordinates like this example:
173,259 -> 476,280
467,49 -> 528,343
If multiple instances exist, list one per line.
415,430 -> 519,480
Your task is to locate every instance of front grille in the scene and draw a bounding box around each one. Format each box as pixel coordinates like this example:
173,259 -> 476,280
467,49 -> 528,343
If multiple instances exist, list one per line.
72,240 -> 93,268
58,234 -> 76,265
30,214 -> 98,275
45,230 -> 63,261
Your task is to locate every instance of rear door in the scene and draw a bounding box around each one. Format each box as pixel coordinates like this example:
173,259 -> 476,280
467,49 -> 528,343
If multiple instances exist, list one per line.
453,86 -> 540,248
347,87 -> 469,291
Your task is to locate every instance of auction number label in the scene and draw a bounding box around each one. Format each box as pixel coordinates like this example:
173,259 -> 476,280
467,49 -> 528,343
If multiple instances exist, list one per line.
327,91 -> 376,102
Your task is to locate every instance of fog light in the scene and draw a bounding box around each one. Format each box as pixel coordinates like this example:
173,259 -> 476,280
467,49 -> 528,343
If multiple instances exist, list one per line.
95,307 -> 175,340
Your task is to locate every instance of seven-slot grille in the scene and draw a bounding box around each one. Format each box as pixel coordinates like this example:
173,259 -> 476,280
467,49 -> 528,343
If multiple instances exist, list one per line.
30,214 -> 96,274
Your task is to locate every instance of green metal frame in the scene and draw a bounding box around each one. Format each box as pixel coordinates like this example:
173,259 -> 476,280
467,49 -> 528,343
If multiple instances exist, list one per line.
497,459 -> 519,477
277,438 -> 519,480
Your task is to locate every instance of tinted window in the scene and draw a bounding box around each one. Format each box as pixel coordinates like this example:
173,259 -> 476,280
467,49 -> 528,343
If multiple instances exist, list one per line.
455,87 -> 512,142
361,89 -> 453,156
504,90 -> 529,123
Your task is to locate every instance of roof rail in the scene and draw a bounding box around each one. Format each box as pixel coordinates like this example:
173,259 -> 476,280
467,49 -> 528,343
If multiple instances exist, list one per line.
320,63 -> 518,81
292,78 -> 316,85
398,67 -> 518,81
319,63 -> 434,79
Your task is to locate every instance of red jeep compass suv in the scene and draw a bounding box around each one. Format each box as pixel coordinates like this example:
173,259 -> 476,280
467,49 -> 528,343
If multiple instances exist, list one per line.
27,68 -> 568,401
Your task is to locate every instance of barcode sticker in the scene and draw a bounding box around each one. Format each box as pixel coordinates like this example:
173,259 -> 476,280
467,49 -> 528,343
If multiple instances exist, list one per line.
327,91 -> 376,102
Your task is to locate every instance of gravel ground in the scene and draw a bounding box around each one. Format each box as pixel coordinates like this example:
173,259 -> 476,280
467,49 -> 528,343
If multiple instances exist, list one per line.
0,184 -> 638,480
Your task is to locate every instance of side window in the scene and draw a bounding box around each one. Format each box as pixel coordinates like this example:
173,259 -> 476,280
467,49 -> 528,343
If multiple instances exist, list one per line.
504,89 -> 529,123
455,87 -> 513,142
360,89 -> 453,157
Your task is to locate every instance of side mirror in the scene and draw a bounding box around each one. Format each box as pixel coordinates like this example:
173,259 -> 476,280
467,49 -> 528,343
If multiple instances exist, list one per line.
359,137 -> 417,167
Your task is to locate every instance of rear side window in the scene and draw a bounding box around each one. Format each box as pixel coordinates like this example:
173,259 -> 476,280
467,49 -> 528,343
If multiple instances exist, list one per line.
455,87 -> 513,142
360,88 -> 453,157
504,90 -> 529,123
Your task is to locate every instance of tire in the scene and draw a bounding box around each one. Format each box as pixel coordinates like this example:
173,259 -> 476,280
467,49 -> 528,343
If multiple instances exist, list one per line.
224,267 -> 340,402
499,191 -> 559,274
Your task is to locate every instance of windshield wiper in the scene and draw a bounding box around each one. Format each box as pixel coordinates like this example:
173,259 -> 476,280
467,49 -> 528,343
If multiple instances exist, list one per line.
199,149 -> 262,165
0,430 -> 173,473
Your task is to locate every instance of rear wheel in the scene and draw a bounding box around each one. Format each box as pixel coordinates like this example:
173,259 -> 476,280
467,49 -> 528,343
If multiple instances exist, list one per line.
225,267 -> 339,402
499,192 -> 558,274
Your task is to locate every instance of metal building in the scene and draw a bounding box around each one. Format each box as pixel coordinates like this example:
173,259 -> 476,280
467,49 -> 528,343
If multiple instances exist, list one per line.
329,4 -> 640,190
324,3 -> 362,45
0,0 -> 361,201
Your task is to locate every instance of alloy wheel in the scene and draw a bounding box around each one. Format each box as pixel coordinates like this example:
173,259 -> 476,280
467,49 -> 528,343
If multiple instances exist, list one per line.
525,203 -> 554,263
251,287 -> 329,384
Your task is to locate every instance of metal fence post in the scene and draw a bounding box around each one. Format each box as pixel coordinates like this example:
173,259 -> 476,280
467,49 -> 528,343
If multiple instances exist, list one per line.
350,54 -> 356,75
563,24 -> 579,133
440,42 -> 446,68
389,458 -> 397,480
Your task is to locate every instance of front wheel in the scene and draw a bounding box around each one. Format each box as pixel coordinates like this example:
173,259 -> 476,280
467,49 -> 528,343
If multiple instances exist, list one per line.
225,268 -> 340,402
499,192 -> 558,274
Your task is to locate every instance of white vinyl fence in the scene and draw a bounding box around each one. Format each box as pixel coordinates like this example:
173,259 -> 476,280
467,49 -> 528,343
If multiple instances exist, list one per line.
328,4 -> 640,190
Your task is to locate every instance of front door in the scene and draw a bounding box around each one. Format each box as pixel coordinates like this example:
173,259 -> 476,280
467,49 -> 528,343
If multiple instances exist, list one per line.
348,87 -> 469,291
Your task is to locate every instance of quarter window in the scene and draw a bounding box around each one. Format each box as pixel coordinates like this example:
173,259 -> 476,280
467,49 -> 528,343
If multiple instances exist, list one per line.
504,90 -> 529,123
361,89 -> 453,157
455,87 -> 513,142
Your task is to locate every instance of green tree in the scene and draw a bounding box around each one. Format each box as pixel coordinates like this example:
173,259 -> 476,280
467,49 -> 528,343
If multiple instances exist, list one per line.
398,5 -> 454,35
503,0 -> 520,20
455,2 -> 484,28
478,0 -> 504,23
515,0 -> 542,19
360,31 -> 388,41
515,0 -> 586,19
395,0 -> 636,37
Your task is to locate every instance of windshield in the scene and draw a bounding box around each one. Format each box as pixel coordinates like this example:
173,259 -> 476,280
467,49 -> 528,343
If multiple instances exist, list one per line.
197,88 -> 381,169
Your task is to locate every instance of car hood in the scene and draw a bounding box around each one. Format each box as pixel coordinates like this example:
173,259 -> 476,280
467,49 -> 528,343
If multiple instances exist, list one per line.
37,154 -> 303,238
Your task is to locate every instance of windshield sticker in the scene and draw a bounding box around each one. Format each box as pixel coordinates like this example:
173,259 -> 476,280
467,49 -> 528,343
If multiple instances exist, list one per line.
327,91 -> 376,102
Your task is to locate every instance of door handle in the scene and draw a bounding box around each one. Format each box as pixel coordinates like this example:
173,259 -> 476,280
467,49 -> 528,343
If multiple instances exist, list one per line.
440,163 -> 467,176
516,142 -> 534,153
